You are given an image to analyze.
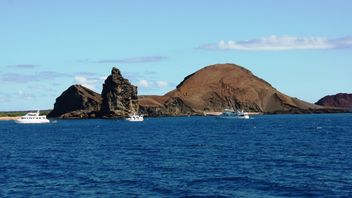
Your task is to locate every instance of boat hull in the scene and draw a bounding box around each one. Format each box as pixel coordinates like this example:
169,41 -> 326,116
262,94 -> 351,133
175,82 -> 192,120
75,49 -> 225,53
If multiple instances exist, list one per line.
15,119 -> 50,124
217,116 -> 250,119
126,113 -> 144,122
217,109 -> 250,119
126,118 -> 144,122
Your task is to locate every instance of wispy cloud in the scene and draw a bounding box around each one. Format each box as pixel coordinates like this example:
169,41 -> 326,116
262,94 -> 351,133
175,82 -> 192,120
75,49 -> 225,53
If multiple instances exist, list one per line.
156,81 -> 168,88
124,71 -> 151,82
39,71 -> 70,79
138,79 -> 150,88
94,56 -> 167,64
144,70 -> 157,75
73,72 -> 107,91
0,71 -> 70,83
7,64 -> 39,69
198,35 -> 352,51
74,75 -> 100,91
137,79 -> 170,89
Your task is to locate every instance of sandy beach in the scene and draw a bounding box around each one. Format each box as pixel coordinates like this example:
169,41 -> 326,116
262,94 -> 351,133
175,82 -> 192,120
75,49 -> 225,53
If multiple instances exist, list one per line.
0,116 -> 20,121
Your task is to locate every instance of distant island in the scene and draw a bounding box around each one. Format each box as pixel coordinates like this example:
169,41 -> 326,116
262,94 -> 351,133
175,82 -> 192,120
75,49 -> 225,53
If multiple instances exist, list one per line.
315,93 -> 352,109
45,63 -> 347,119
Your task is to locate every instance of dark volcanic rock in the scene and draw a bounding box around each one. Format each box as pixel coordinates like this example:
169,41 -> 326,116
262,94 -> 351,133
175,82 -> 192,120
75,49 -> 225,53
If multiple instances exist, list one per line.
139,96 -> 194,116
100,67 -> 139,118
139,63 -> 336,116
48,67 -> 139,119
48,85 -> 102,118
316,93 -> 352,108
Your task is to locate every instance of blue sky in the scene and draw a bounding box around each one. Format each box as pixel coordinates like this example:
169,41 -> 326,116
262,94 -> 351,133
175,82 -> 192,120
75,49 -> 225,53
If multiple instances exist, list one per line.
1,0 -> 352,111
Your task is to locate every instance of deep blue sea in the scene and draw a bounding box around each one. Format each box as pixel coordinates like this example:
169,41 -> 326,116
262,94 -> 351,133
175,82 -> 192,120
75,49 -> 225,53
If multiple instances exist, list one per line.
1,114 -> 352,197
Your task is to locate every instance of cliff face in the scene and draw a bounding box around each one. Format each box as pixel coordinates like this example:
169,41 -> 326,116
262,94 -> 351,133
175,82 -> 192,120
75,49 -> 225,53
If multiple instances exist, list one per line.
47,85 -> 102,118
48,67 -> 139,118
316,93 -> 352,108
100,67 -> 139,118
139,63 -> 325,115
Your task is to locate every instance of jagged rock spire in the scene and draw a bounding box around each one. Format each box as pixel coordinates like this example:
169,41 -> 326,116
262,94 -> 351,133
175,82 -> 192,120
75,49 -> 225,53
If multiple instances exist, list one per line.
100,67 -> 139,118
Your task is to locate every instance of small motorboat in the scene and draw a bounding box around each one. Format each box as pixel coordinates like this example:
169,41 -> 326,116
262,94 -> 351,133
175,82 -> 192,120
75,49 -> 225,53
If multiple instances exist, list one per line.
126,113 -> 144,122
15,110 -> 50,124
236,110 -> 250,119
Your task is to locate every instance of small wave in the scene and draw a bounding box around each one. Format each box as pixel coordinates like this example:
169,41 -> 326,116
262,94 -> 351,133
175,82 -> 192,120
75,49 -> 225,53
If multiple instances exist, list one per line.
187,176 -> 322,197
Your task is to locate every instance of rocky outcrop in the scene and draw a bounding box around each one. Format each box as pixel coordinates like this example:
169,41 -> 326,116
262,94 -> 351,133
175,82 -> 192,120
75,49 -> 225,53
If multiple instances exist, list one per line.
139,63 -> 335,115
139,96 -> 195,116
100,67 -> 139,118
48,67 -> 139,118
316,93 -> 352,108
47,85 -> 102,118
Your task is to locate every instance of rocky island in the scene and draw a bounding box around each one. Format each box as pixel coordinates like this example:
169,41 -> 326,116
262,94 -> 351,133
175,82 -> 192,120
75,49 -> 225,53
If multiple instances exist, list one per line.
315,93 -> 352,109
48,67 -> 138,118
48,63 -> 345,118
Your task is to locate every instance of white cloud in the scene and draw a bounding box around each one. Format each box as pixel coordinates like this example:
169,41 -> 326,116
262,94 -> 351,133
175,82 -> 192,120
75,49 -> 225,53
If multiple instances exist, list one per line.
74,75 -> 99,91
156,81 -> 168,88
0,71 -> 70,83
138,79 -> 151,88
199,35 -> 352,51
7,64 -> 38,69
137,79 -> 170,90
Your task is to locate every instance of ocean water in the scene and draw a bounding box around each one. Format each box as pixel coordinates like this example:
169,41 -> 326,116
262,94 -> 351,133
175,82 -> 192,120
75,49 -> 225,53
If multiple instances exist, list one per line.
1,114 -> 352,197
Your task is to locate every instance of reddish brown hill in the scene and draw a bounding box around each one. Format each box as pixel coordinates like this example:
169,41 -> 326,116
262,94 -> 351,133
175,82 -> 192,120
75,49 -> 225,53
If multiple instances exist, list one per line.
139,63 -> 328,115
315,93 -> 352,108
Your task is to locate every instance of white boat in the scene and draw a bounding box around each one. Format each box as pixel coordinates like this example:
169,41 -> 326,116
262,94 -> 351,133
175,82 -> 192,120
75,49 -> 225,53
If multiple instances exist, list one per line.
126,113 -> 144,122
15,110 -> 50,124
218,109 -> 250,119
236,110 -> 250,119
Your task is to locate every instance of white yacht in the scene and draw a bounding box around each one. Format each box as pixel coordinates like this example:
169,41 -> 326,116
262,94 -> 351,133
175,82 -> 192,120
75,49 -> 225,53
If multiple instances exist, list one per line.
15,110 -> 50,124
218,109 -> 250,119
126,113 -> 144,122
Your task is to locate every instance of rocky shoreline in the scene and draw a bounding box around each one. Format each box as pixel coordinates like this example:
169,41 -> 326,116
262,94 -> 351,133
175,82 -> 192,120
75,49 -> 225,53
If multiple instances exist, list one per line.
47,63 -> 348,119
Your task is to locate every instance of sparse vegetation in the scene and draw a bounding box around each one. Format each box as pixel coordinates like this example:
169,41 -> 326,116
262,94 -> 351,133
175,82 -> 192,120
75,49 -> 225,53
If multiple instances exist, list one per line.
0,110 -> 51,117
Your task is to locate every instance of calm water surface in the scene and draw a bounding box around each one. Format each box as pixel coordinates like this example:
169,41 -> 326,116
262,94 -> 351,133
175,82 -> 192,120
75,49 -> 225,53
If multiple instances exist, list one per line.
0,114 -> 352,197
